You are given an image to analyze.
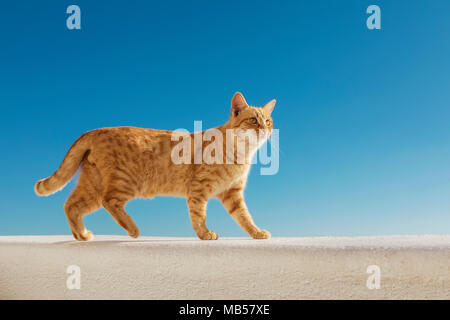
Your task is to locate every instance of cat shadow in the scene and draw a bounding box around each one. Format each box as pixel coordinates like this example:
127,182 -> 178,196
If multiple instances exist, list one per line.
54,238 -> 254,246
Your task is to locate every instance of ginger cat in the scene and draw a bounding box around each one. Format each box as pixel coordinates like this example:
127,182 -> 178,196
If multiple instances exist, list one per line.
34,92 -> 276,241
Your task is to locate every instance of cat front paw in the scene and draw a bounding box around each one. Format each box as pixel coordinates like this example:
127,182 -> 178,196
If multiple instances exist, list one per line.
253,229 -> 271,239
199,231 -> 219,240
128,227 -> 140,239
73,230 -> 94,241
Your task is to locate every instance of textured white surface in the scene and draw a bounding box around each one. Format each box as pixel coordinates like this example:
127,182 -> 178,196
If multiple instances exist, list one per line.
0,235 -> 449,299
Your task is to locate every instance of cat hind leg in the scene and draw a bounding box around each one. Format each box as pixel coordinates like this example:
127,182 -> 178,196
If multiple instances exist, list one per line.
64,186 -> 101,241
102,187 -> 140,238
64,161 -> 102,241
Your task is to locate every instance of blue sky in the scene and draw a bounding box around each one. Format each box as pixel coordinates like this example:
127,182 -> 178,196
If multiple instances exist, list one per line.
0,1 -> 449,237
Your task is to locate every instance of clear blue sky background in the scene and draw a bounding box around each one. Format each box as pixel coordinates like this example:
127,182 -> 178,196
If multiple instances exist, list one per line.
0,1 -> 449,237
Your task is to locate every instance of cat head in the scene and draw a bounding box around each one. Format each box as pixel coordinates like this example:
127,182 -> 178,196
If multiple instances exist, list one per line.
228,92 -> 276,142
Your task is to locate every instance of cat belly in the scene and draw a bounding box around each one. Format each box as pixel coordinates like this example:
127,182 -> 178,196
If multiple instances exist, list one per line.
140,168 -> 190,199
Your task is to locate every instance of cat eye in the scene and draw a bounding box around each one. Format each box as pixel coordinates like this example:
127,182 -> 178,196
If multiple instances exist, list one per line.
265,119 -> 272,126
249,117 -> 257,124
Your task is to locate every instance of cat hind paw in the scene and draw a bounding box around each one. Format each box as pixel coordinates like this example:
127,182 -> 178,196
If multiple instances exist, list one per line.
199,231 -> 219,240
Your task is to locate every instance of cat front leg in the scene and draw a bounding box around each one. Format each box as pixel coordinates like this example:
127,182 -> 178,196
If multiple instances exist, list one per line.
186,195 -> 218,240
218,188 -> 271,239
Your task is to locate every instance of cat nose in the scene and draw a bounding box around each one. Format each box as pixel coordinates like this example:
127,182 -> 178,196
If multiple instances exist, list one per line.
259,129 -> 268,138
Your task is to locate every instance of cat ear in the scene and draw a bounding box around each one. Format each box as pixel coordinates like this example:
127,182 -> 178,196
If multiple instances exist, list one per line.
231,92 -> 249,117
263,99 -> 276,115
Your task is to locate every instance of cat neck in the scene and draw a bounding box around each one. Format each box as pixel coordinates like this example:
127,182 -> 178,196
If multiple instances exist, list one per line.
213,122 -> 265,165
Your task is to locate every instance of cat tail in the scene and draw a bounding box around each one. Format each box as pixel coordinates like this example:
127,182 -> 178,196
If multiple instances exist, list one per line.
34,132 -> 91,196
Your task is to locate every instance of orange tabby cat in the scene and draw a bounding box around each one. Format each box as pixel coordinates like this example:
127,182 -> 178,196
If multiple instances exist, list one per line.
34,92 -> 276,241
